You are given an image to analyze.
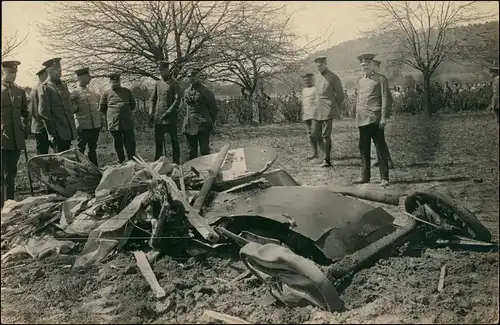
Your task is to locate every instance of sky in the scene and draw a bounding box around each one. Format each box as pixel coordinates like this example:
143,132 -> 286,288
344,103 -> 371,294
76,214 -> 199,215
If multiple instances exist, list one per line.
2,1 -> 499,87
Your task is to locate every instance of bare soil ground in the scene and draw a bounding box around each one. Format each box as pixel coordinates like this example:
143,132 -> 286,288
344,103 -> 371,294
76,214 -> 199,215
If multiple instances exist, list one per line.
1,112 -> 499,324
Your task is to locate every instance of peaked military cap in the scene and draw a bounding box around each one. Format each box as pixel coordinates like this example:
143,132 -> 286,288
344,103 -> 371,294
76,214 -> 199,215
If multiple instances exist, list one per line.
357,53 -> 376,63
109,73 -> 121,80
373,59 -> 382,67
42,57 -> 62,68
75,67 -> 90,76
2,60 -> 21,71
302,73 -> 314,78
36,67 -> 47,76
157,61 -> 169,69
313,56 -> 327,63
489,66 -> 499,73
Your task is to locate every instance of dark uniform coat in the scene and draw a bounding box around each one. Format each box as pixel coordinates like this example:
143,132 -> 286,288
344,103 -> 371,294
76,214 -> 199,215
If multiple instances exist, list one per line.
182,83 -> 218,135
1,83 -> 29,150
355,72 -> 390,127
30,81 -> 46,134
38,79 -> 77,141
149,79 -> 182,125
99,87 -> 136,132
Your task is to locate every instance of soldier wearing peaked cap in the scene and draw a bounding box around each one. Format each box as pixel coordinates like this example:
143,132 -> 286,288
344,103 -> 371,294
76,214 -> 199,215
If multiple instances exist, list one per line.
37,57 -> 77,152
182,68 -> 218,160
488,66 -> 499,123
99,73 -> 137,163
148,61 -> 182,164
70,67 -> 101,166
311,55 -> 345,167
30,66 -> 51,155
371,59 -> 394,170
354,53 -> 391,187
1,61 -> 29,207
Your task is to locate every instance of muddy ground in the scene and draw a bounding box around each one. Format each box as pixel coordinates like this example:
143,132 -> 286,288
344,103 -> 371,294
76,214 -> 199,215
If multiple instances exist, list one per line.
1,112 -> 499,324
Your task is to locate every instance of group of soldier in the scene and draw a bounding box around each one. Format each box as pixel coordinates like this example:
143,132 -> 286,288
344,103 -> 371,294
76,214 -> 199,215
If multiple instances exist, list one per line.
1,58 -> 217,208
301,54 -> 499,187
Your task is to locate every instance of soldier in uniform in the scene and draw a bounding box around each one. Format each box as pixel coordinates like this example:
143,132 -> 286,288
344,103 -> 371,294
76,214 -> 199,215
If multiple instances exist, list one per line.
149,61 -> 182,164
99,74 -> 137,163
312,56 -> 345,167
371,60 -> 394,169
1,61 -> 29,208
488,67 -> 499,123
301,73 -> 320,159
38,58 -> 77,152
182,68 -> 218,160
30,67 -> 50,154
354,54 -> 390,187
71,67 -> 101,166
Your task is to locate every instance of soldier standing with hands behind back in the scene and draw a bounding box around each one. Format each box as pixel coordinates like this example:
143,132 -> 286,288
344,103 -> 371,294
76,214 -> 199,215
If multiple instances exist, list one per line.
354,54 -> 390,187
312,56 -> 344,167
38,57 -> 77,152
149,61 -> 181,164
1,61 -> 29,208
182,68 -> 218,160
30,67 -> 51,154
71,67 -> 101,166
99,74 -> 137,163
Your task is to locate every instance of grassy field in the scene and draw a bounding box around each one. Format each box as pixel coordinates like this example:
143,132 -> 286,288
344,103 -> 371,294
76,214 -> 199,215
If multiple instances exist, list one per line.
3,111 -> 499,324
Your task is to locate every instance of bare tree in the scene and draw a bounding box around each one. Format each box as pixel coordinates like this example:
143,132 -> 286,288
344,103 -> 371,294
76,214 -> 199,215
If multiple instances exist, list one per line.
39,1 -> 246,82
211,2 -> 325,97
2,31 -> 28,60
130,82 -> 152,111
365,1 -> 496,116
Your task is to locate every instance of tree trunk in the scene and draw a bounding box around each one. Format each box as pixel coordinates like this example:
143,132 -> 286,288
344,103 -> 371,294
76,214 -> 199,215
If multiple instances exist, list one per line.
422,71 -> 433,117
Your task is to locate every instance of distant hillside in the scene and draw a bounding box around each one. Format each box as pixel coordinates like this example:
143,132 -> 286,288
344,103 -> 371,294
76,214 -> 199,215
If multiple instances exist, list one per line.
217,21 -> 499,95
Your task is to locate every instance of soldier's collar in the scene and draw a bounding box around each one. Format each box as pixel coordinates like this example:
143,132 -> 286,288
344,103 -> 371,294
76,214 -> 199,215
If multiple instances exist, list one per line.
1,81 -> 13,88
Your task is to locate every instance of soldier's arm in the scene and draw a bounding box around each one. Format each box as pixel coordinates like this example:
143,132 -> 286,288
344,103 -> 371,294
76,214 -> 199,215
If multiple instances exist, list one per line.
379,75 -> 390,121
148,82 -> 157,117
38,86 -> 56,136
206,88 -> 218,122
167,81 -> 182,113
70,90 -> 80,113
333,74 -> 345,105
128,89 -> 137,111
99,92 -> 108,114
29,89 -> 38,119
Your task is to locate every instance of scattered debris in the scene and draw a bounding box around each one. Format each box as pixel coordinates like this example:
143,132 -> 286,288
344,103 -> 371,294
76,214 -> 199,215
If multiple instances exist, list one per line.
134,251 -> 166,299
202,310 -> 252,324
438,265 -> 447,292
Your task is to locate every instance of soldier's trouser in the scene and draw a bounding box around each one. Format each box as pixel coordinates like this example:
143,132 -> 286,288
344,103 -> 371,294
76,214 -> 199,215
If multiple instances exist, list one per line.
34,130 -> 50,155
186,131 -> 210,160
311,119 -> 333,162
375,129 -> 393,164
1,149 -> 21,208
111,129 -> 136,163
54,138 -> 71,153
359,123 -> 389,181
154,124 -> 180,164
77,128 -> 100,166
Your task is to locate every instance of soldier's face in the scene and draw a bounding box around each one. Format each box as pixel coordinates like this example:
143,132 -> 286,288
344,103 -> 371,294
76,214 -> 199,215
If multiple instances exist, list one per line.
159,67 -> 169,78
79,74 -> 91,86
361,61 -> 375,74
2,69 -> 17,83
111,79 -> 121,88
190,73 -> 200,84
48,64 -> 62,79
315,61 -> 327,72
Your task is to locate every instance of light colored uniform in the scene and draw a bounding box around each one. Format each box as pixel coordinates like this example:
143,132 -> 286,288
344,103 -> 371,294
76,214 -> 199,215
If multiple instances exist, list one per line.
301,86 -> 316,121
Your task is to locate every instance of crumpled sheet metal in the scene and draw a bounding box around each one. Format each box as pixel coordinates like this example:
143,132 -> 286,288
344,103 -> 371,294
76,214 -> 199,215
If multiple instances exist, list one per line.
1,194 -> 64,225
206,186 -> 396,261
240,242 -> 343,312
73,191 -> 150,268
1,235 -> 75,262
27,148 -> 102,197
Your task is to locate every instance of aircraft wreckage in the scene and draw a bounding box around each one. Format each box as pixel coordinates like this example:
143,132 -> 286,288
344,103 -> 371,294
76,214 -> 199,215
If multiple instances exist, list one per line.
0,144 -> 495,311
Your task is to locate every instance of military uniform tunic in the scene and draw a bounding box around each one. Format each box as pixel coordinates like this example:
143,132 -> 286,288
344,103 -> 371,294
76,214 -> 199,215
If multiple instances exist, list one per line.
1,82 -> 29,205
99,87 -> 136,131
38,79 -> 77,143
314,69 -> 344,121
71,87 -> 101,130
